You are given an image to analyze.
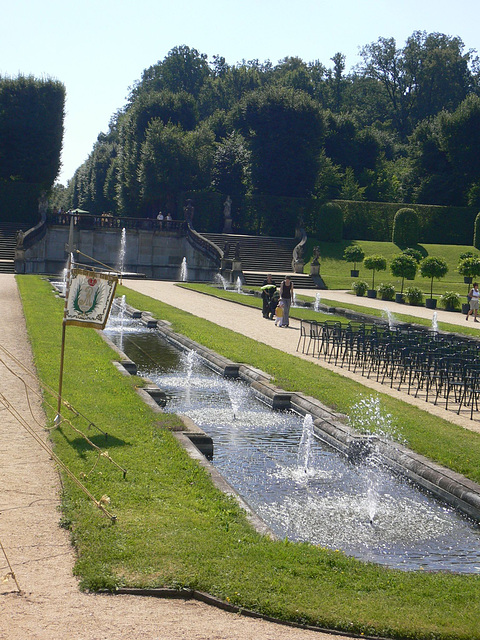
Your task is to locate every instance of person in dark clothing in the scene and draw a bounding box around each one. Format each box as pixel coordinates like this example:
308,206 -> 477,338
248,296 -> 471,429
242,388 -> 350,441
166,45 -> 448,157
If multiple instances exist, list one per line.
279,275 -> 294,327
261,274 -> 277,318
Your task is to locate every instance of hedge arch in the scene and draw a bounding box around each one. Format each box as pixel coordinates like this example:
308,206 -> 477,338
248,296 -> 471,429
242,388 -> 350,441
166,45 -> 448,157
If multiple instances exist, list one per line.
474,212 -> 480,250
392,207 -> 420,247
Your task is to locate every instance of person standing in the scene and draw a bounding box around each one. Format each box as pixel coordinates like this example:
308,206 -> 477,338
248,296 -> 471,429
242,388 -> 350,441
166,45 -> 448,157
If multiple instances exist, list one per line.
279,276 -> 294,328
261,274 -> 277,318
466,282 -> 480,322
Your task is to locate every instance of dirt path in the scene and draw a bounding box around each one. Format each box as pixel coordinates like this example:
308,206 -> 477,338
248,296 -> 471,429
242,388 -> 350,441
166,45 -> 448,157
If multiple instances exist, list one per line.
0,274 -> 349,640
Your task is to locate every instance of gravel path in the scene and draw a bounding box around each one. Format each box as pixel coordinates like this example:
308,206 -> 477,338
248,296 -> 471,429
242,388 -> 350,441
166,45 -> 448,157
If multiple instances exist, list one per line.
0,275 -> 349,640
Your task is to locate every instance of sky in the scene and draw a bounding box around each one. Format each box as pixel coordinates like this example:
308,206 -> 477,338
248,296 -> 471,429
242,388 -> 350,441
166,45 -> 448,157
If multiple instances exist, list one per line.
2,0 -> 480,185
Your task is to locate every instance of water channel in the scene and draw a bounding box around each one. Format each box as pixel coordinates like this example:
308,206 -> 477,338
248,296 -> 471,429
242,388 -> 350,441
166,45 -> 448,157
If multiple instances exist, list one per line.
104,308 -> 480,574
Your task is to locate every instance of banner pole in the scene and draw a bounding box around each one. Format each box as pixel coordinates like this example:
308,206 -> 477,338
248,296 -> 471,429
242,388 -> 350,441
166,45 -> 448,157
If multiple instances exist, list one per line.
56,250 -> 72,425
56,320 -> 67,424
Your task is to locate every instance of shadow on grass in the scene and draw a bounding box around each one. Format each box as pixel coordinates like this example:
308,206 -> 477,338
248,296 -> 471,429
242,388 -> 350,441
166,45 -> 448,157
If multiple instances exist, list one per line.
57,427 -> 130,460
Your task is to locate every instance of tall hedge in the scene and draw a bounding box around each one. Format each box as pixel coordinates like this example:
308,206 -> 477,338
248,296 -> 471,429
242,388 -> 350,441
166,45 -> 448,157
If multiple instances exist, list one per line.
0,76 -> 65,186
0,75 -> 65,224
0,182 -> 44,226
336,199 -> 477,244
315,201 -> 343,242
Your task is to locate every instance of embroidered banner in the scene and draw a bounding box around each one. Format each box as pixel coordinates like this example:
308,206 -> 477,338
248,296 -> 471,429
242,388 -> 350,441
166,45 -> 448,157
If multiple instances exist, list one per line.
65,268 -> 117,329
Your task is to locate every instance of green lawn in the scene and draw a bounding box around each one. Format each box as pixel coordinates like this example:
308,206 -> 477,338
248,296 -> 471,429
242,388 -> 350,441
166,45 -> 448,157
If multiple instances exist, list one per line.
305,239 -> 479,298
16,275 -> 480,640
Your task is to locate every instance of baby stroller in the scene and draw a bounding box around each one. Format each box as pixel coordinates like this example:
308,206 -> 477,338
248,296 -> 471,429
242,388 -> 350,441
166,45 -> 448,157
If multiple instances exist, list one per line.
270,291 -> 280,321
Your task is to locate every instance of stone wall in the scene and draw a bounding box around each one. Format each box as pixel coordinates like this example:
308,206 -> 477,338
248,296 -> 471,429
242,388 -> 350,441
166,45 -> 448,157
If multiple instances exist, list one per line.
18,225 -> 219,281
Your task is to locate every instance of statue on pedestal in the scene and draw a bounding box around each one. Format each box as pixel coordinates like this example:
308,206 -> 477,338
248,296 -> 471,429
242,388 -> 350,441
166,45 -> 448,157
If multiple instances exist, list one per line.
222,195 -> 232,233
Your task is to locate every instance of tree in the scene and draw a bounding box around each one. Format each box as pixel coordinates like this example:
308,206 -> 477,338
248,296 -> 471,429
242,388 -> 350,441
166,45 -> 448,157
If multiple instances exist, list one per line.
343,245 -> 365,271
138,121 -> 214,215
404,31 -> 473,123
458,256 -> 480,280
211,131 -> 251,203
130,45 -> 210,101
234,85 -> 325,199
408,114 -> 462,205
272,57 -> 314,95
363,255 -> 387,290
359,36 -> 414,139
420,256 -> 448,300
390,254 -> 418,293
359,31 -> 477,139
330,52 -> 346,110
441,95 -> 480,193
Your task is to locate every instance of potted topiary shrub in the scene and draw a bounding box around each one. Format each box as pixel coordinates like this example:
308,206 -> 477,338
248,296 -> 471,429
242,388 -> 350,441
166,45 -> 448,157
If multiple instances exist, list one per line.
420,256 -> 448,309
457,255 -> 480,284
363,255 -> 387,298
352,280 -> 368,297
457,255 -> 480,313
390,254 -> 417,303
440,291 -> 461,312
402,247 -> 423,263
378,283 -> 395,301
401,247 -> 423,279
405,286 -> 424,306
343,245 -> 365,278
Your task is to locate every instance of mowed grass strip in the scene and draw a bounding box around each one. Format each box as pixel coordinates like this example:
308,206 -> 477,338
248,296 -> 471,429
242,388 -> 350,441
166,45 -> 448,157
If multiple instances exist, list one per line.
17,275 -> 480,640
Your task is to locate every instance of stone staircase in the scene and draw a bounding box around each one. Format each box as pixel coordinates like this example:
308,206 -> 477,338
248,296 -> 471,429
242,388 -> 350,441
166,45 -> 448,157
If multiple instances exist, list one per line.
201,232 -> 321,289
0,224 -> 18,274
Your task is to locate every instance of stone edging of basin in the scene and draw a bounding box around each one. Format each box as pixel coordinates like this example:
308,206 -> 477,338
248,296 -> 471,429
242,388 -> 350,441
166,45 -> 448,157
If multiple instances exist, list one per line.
103,302 -> 480,523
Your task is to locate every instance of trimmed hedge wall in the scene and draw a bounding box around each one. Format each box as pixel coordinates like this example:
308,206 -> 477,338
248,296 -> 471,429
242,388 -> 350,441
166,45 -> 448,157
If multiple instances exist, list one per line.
178,194 -> 476,245
0,181 -> 42,225
336,199 -> 478,245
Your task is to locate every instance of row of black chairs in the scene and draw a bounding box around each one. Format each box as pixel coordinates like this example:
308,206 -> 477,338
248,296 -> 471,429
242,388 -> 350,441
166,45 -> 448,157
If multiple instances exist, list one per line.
296,319 -> 480,419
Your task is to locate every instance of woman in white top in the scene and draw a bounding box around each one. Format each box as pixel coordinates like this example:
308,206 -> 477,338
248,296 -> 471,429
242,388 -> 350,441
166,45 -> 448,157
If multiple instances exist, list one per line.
466,282 -> 480,322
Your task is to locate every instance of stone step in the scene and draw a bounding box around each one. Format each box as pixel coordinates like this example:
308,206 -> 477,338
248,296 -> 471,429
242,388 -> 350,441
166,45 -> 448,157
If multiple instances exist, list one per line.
202,232 -> 297,273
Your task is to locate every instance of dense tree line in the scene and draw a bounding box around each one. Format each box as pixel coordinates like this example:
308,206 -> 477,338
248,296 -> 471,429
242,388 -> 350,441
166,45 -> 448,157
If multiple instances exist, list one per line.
61,33 -> 480,235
